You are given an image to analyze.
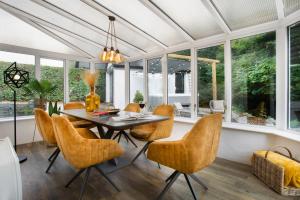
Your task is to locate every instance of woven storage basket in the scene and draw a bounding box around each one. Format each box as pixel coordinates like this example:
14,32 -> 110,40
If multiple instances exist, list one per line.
252,146 -> 300,196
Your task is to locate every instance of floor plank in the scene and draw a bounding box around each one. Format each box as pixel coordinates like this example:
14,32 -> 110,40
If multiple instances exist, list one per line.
17,140 -> 297,200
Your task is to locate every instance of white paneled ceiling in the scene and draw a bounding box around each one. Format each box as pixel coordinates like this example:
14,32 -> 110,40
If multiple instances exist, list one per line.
283,0 -> 300,17
212,0 -> 278,30
0,0 -> 299,61
151,0 -> 223,39
0,9 -> 81,56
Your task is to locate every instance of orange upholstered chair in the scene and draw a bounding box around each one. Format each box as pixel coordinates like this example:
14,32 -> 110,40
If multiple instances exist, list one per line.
113,103 -> 141,147
52,115 -> 124,200
34,108 -> 97,173
130,104 -> 174,163
147,114 -> 222,200
63,102 -> 95,128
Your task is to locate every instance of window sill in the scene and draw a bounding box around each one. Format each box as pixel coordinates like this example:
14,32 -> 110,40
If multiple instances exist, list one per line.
174,117 -> 300,142
0,116 -> 34,123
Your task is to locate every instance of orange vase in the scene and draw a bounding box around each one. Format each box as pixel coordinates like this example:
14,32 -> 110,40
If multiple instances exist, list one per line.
85,86 -> 100,112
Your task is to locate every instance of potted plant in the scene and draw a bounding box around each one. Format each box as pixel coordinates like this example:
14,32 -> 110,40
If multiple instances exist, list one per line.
23,79 -> 57,110
133,90 -> 145,108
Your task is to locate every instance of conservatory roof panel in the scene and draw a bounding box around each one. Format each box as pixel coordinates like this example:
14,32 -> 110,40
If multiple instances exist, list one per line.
212,0 -> 278,30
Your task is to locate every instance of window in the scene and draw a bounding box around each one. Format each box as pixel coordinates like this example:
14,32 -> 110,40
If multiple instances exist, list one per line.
0,51 -> 35,118
147,57 -> 163,111
112,64 -> 125,109
231,32 -> 276,126
68,61 -> 90,102
167,50 -> 191,117
129,60 -> 144,103
197,45 -> 225,117
289,22 -> 300,130
95,63 -> 107,103
40,58 -> 64,105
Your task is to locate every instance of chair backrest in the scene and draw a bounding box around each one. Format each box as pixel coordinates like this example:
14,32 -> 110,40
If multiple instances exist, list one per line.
183,113 -> 222,171
34,108 -> 56,145
51,115 -> 89,168
124,103 -> 140,113
148,104 -> 174,141
64,102 -> 85,110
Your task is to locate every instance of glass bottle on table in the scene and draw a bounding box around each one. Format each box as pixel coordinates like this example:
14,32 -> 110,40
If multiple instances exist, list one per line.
85,86 -> 100,112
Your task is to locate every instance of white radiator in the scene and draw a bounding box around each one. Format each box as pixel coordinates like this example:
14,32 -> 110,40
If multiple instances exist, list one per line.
0,137 -> 22,200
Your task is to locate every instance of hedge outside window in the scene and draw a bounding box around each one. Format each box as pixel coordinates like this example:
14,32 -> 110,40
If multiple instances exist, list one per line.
95,63 -> 107,103
68,61 -> 90,102
0,51 -> 35,118
40,58 -> 64,102
197,45 -> 225,117
231,32 -> 276,126
147,57 -> 163,111
167,50 -> 191,118
289,22 -> 300,130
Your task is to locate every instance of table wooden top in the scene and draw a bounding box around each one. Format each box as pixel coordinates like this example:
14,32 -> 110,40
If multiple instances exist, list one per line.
60,109 -> 169,130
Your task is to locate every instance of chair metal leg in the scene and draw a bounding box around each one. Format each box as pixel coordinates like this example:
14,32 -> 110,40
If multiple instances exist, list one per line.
48,147 -> 59,161
165,170 -> 178,183
184,174 -> 197,200
45,149 -> 60,173
113,132 -> 120,140
123,132 -> 138,148
131,142 -> 151,164
118,133 -> 122,143
157,163 -> 161,169
94,166 -> 120,192
157,171 -> 180,200
189,174 -> 208,191
79,168 -> 91,200
65,169 -> 85,188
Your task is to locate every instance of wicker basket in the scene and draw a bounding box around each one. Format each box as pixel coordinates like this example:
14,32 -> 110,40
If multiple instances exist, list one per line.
252,146 -> 300,196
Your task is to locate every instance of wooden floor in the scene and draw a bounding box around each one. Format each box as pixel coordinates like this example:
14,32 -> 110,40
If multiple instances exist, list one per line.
18,140 -> 297,200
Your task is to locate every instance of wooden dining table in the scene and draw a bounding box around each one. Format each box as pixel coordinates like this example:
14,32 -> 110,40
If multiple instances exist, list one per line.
60,109 -> 169,139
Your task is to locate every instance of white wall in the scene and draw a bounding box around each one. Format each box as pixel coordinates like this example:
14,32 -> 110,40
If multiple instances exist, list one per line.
0,118 -> 42,146
1,118 -> 300,166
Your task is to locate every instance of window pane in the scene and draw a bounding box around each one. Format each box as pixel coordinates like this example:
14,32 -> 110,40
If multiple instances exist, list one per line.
289,22 -> 300,129
147,57 -> 163,111
68,61 -> 90,102
231,32 -> 276,126
95,63 -> 107,103
197,45 -> 225,117
112,65 -> 125,109
129,60 -> 144,103
167,50 -> 191,118
40,58 -> 64,104
0,51 -> 35,118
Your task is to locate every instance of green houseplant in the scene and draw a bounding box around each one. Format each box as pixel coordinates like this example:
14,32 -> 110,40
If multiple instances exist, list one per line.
48,101 -> 61,116
23,79 -> 57,110
133,90 -> 144,103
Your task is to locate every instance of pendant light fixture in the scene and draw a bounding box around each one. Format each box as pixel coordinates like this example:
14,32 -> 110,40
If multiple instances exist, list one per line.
100,16 -> 124,64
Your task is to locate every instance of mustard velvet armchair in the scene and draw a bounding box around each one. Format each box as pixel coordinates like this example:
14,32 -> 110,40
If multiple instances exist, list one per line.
130,104 -> 174,163
63,102 -> 95,129
113,103 -> 141,147
34,109 -> 98,173
52,115 -> 124,200
147,113 -> 223,200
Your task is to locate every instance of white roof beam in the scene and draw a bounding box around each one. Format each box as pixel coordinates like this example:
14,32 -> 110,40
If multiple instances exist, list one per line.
137,0 -> 195,42
80,0 -> 168,49
31,0 -> 146,54
275,0 -> 285,20
201,0 -> 231,34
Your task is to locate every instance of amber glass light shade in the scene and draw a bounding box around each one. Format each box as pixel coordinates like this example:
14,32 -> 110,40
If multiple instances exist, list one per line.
100,47 -> 108,62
